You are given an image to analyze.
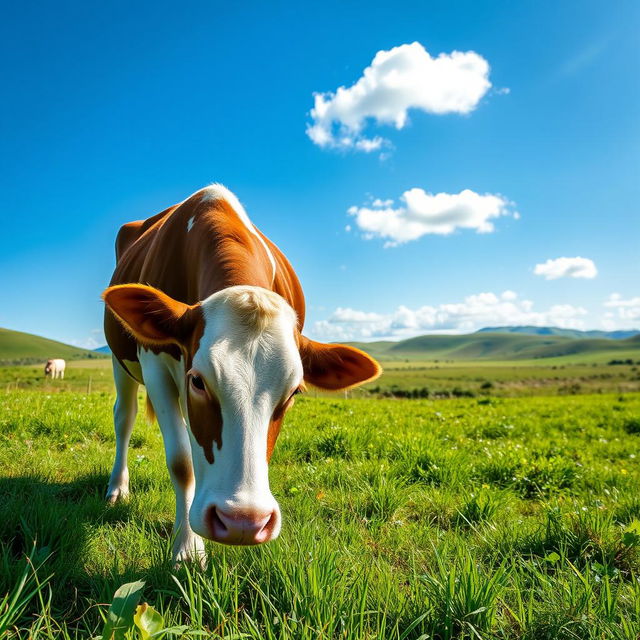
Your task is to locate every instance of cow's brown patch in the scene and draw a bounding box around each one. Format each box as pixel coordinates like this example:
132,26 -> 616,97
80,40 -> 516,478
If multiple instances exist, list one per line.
170,453 -> 194,488
186,389 -> 223,465
267,397 -> 294,461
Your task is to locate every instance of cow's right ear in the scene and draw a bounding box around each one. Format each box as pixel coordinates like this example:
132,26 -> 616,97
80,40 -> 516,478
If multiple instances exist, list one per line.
103,284 -> 199,347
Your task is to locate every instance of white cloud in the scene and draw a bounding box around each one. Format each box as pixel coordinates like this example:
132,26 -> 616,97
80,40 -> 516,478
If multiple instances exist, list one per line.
70,337 -> 101,350
313,291 -> 589,341
534,257 -> 598,280
348,188 -> 515,246
69,328 -> 105,350
330,308 -> 385,323
306,42 -> 493,152
604,294 -> 640,321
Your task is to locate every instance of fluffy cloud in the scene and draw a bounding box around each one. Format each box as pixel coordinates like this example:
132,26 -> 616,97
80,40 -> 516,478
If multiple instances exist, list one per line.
307,42 -> 492,151
314,291 -> 588,341
604,294 -> 640,321
348,188 -> 515,246
534,257 -> 597,280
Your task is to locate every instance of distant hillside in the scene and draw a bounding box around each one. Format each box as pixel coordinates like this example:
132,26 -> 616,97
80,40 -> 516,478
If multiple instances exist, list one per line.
0,328 -> 109,365
94,345 -> 111,354
348,332 -> 640,362
477,326 -> 639,340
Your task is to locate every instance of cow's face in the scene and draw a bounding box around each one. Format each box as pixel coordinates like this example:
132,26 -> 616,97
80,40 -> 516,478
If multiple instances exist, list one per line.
103,284 -> 381,546
44,360 -> 52,376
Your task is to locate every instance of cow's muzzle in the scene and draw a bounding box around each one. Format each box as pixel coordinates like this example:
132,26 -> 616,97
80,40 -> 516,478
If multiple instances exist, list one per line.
204,504 -> 280,545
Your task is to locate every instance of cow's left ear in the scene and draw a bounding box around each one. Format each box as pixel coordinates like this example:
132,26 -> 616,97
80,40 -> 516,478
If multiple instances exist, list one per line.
103,284 -> 200,347
299,336 -> 382,390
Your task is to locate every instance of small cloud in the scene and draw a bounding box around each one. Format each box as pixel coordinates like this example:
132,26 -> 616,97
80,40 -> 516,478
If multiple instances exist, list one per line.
348,188 -> 515,246
70,337 -> 101,350
306,42 -> 494,153
534,257 -> 597,280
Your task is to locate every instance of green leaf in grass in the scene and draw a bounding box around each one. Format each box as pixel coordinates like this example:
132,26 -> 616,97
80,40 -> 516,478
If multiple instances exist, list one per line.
101,580 -> 145,640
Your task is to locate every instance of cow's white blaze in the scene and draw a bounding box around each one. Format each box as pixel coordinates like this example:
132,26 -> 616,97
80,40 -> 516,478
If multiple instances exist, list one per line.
184,285 -> 301,540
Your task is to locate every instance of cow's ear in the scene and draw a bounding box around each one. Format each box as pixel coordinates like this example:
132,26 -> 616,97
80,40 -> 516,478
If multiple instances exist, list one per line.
299,336 -> 382,391
103,284 -> 199,346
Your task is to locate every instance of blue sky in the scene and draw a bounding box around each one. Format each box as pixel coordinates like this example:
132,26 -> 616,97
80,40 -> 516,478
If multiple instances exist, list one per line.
0,0 -> 638,347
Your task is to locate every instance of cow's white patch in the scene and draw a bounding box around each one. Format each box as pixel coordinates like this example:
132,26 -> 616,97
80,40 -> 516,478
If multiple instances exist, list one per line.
187,285 -> 301,539
200,184 -> 277,283
187,216 -> 195,232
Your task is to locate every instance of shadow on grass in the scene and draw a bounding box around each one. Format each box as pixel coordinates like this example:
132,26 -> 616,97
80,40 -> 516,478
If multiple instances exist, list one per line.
0,472 -> 143,608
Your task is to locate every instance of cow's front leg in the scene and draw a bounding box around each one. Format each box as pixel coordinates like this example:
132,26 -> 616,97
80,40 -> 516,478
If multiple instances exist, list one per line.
107,357 -> 139,503
141,355 -> 205,566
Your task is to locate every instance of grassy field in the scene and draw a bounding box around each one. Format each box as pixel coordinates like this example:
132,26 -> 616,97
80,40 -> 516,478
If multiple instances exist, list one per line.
1,360 -> 640,638
3,356 -> 639,398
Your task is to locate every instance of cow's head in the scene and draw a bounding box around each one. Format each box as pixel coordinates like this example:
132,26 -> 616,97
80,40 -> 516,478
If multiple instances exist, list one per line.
103,284 -> 381,545
44,360 -> 52,376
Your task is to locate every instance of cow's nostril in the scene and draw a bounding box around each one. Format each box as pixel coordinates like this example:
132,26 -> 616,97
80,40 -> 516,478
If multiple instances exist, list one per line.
206,506 -> 228,536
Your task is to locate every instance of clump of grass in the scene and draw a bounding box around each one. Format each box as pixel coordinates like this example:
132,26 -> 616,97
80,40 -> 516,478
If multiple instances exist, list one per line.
478,451 -> 579,498
419,552 -> 509,639
453,491 -> 500,528
623,418 -> 640,435
350,474 -> 408,526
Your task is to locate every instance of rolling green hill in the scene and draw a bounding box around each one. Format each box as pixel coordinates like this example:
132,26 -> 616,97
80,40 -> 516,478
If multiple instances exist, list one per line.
477,325 -> 638,340
349,332 -> 640,362
0,328 -> 108,365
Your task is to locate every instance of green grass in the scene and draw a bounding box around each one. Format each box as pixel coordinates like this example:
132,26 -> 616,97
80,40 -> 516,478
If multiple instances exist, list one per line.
1,383 -> 640,638
0,327 -> 108,366
3,354 -> 640,399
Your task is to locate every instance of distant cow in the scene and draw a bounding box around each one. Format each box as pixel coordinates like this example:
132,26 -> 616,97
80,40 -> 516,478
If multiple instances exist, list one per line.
44,359 -> 65,379
103,184 -> 381,563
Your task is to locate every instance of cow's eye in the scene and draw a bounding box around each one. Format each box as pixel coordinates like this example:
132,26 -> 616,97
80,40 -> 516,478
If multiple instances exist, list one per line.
190,375 -> 205,391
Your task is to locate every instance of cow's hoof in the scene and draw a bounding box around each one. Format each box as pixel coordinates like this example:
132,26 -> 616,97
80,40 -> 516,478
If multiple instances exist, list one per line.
173,537 -> 207,569
106,486 -> 130,504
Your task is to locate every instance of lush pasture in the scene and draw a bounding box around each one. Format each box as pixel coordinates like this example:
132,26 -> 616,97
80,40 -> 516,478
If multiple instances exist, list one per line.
3,357 -> 639,398
1,371 -> 640,638
368,360 -> 640,398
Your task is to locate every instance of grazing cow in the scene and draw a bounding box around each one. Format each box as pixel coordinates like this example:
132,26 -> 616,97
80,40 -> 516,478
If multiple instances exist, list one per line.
103,185 -> 381,563
44,359 -> 66,379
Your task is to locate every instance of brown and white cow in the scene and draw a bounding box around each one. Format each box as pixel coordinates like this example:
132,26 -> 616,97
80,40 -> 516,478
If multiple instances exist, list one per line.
44,358 -> 66,379
103,184 -> 381,563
